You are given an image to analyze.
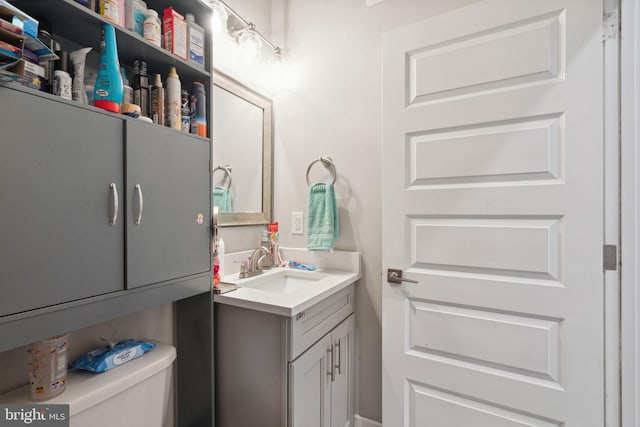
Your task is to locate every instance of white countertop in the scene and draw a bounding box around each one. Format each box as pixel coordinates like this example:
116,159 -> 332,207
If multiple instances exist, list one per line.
213,248 -> 361,317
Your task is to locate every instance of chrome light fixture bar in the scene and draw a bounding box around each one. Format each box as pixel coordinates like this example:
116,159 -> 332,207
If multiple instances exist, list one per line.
204,0 -> 282,59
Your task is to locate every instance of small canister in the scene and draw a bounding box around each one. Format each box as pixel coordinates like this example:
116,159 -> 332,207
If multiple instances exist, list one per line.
180,89 -> 190,133
190,82 -> 207,137
27,334 -> 69,401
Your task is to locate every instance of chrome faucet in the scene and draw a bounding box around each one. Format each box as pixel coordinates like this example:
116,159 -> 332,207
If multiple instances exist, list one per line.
245,246 -> 270,277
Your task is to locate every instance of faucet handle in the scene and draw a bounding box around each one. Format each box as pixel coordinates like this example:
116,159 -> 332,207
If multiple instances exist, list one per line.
235,260 -> 249,278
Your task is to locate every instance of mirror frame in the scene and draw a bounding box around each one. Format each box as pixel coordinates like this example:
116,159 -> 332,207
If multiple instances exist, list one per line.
212,69 -> 273,226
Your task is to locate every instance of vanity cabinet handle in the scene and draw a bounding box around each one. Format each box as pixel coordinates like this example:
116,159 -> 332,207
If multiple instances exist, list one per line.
134,184 -> 144,225
335,340 -> 341,376
327,345 -> 335,382
110,183 -> 119,225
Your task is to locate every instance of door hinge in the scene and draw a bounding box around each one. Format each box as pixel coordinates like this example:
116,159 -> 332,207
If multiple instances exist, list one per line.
603,11 -> 618,41
603,245 -> 618,271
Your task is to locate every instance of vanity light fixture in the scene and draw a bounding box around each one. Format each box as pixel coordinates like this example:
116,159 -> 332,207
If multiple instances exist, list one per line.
204,0 -> 284,64
208,0 -> 229,36
237,23 -> 263,64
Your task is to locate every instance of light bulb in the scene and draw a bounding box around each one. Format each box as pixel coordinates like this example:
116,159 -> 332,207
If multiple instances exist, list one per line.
238,24 -> 262,64
270,48 -> 285,71
209,1 -> 228,36
267,47 -> 290,91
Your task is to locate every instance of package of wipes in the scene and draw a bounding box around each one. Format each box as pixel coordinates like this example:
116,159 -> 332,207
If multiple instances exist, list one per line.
70,340 -> 156,373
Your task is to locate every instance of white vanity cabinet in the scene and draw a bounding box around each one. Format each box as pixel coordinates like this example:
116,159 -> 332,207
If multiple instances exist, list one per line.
290,314 -> 354,427
214,284 -> 355,427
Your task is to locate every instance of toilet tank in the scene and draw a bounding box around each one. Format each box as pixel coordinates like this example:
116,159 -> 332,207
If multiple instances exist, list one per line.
0,343 -> 176,427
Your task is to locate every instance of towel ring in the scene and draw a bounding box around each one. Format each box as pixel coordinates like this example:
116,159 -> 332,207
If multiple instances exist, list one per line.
213,165 -> 232,190
306,157 -> 336,186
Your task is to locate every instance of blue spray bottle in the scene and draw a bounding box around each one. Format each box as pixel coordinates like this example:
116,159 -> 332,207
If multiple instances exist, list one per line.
94,24 -> 123,113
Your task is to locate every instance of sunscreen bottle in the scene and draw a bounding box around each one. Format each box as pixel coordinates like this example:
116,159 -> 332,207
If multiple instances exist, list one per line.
94,24 -> 123,113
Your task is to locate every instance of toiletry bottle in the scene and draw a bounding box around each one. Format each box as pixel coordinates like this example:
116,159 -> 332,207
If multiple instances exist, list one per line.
185,13 -> 205,68
120,66 -> 133,104
125,0 -> 147,36
52,51 -> 72,100
99,0 -> 121,26
212,243 -> 220,288
165,66 -> 181,130
70,47 -> 92,104
143,9 -> 161,47
190,81 -> 207,136
269,222 -> 280,266
218,237 -> 225,279
94,24 -> 123,113
261,230 -> 272,268
132,59 -> 149,117
180,89 -> 190,132
150,73 -> 164,125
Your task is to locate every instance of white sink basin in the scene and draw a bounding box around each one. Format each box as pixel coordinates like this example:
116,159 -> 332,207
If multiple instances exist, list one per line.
240,270 -> 328,294
214,248 -> 361,316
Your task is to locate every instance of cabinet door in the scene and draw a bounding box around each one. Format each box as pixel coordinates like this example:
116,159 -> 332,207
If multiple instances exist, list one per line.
330,315 -> 355,427
0,88 -> 125,316
125,121 -> 210,288
290,333 -> 333,427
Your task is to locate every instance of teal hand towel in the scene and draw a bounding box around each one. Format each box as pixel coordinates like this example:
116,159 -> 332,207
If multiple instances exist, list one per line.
307,183 -> 339,250
213,186 -> 232,212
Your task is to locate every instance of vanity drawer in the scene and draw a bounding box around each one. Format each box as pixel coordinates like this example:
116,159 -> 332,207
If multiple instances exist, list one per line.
287,284 -> 355,361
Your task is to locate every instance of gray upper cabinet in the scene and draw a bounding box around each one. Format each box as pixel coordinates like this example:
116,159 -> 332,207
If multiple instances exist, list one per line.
0,86 -> 125,316
125,121 -> 210,289
0,0 -> 213,352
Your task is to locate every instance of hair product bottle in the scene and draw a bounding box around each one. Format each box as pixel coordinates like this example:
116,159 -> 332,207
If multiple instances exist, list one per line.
190,81 -> 207,137
93,24 -> 123,113
165,66 -> 181,130
180,89 -> 190,132
150,73 -> 165,125
132,59 -> 149,117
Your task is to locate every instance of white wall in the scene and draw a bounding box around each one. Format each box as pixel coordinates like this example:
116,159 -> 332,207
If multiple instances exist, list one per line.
268,0 -> 479,420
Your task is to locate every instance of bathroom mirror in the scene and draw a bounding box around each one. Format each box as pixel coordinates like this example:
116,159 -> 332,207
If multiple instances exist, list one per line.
212,70 -> 272,226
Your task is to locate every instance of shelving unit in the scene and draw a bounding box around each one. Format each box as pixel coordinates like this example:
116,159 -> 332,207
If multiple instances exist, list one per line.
0,0 -> 215,351
11,0 -> 213,137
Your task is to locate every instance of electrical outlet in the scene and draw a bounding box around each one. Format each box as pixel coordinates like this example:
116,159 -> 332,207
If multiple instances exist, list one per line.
292,212 -> 304,235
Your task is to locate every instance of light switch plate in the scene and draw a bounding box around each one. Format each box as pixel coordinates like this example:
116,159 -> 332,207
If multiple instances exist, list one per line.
292,212 -> 304,235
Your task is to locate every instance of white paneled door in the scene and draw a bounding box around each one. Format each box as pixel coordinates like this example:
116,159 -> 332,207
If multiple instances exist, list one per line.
382,0 -> 604,426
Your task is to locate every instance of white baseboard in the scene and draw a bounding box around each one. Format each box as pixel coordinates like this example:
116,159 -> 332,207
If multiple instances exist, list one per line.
355,414 -> 382,427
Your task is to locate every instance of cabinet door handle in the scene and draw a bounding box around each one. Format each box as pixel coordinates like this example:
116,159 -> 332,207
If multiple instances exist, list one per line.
335,340 -> 342,376
327,345 -> 335,382
134,184 -> 144,225
110,183 -> 119,225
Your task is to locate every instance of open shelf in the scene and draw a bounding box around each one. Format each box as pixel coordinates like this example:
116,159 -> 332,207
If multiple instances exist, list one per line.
12,0 -> 210,88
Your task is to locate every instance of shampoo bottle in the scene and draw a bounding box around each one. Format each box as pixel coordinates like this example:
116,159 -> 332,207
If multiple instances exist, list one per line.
150,73 -> 164,125
165,66 -> 181,130
93,24 -> 123,113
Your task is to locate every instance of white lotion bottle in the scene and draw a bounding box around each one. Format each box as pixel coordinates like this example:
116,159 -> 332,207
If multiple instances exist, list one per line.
165,66 -> 181,130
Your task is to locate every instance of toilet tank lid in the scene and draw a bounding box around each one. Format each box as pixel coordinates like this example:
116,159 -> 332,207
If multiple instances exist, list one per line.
0,343 -> 176,416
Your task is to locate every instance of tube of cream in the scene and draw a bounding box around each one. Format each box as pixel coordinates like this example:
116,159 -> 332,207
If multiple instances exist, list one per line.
70,47 -> 92,104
